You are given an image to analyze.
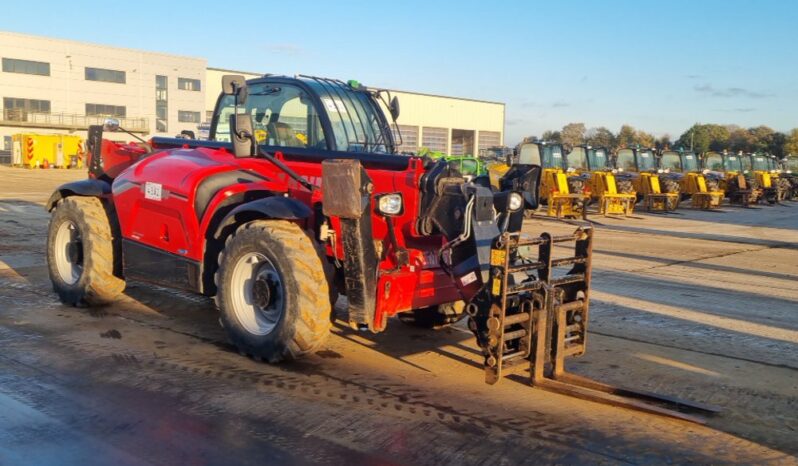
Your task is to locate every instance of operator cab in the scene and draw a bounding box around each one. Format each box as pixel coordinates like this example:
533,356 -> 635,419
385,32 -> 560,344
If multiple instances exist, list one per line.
516,141 -> 565,169
209,75 -> 402,159
659,150 -> 683,172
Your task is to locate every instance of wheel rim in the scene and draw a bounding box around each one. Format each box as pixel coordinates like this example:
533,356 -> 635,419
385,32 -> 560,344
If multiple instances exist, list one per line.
53,220 -> 83,285
230,252 -> 284,336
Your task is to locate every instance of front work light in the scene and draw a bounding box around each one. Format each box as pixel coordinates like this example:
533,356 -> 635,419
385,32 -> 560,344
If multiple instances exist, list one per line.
377,193 -> 403,216
508,192 -> 524,211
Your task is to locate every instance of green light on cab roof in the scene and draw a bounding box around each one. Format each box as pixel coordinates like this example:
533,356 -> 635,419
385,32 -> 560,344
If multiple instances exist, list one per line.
347,79 -> 361,89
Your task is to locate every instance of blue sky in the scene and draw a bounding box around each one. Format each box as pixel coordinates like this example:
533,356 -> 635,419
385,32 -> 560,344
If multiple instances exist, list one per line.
1,0 -> 795,144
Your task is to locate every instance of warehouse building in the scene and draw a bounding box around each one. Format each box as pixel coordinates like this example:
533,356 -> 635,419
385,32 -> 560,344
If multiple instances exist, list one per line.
1,31 -> 504,160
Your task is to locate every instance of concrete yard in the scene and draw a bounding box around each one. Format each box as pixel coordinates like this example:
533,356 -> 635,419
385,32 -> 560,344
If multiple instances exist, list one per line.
0,166 -> 796,465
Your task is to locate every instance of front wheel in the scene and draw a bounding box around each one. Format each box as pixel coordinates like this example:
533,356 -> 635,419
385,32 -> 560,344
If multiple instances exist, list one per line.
215,220 -> 331,362
46,196 -> 125,306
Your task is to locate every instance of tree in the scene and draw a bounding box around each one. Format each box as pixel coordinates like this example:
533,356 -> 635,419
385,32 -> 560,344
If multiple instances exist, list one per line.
585,127 -> 615,149
616,125 -> 638,149
676,124 -> 729,153
748,125 -> 775,153
636,130 -> 655,148
655,134 -> 672,151
560,122 -> 586,150
541,130 -> 562,143
727,127 -> 755,153
784,128 -> 798,156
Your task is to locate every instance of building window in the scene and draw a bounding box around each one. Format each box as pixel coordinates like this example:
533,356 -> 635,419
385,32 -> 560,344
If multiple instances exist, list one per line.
206,110 -> 213,121
2,58 -> 50,76
478,131 -> 501,152
422,127 -> 448,153
178,78 -> 201,91
392,125 -> 419,154
85,67 -> 126,84
85,103 -> 126,117
178,111 -> 201,123
156,75 -> 168,133
3,97 -> 51,120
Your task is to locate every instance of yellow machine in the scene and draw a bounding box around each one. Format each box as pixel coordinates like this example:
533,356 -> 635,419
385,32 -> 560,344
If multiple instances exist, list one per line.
11,133 -> 84,168
615,147 -> 679,211
498,142 -> 588,218
659,150 -> 723,209
567,145 -> 635,216
744,153 -> 777,204
702,151 -> 753,205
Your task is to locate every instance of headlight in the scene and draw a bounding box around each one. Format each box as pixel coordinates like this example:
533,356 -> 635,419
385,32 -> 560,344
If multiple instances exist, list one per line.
657,169 -> 664,173
377,193 -> 403,216
508,192 -> 524,211
618,167 -> 624,172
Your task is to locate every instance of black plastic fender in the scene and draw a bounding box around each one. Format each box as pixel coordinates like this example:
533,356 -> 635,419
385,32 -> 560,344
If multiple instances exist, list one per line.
46,179 -> 112,211
212,196 -> 312,239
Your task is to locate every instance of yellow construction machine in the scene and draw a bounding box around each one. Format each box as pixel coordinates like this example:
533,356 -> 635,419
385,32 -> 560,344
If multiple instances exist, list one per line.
659,150 -> 724,209
492,141 -> 589,218
702,151 -> 754,206
567,145 -> 635,216
743,153 -> 777,204
615,147 -> 680,211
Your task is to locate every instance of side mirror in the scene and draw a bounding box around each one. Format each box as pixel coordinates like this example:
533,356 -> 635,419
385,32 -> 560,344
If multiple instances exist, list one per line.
179,130 -> 196,140
389,96 -> 400,120
222,74 -> 248,105
230,114 -> 255,158
103,118 -> 120,132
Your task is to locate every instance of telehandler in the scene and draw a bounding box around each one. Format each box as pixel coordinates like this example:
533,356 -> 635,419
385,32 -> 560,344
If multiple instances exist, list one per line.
702,151 -> 754,205
44,74 -> 715,423
743,153 -> 777,204
615,147 -> 679,211
658,150 -> 723,209
567,145 -> 635,216
781,155 -> 798,200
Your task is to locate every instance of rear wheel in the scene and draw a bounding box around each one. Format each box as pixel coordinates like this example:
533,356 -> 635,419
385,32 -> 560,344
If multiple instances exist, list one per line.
398,301 -> 465,330
662,178 -> 681,210
215,220 -> 331,362
46,196 -> 125,306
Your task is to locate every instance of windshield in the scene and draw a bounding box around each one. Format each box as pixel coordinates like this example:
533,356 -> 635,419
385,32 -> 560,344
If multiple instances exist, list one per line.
588,148 -> 609,170
705,153 -> 724,171
724,155 -> 741,171
616,149 -> 636,170
752,155 -> 768,171
787,157 -> 798,171
212,83 -> 325,149
542,144 -> 565,169
660,151 -> 682,171
681,152 -> 699,171
637,150 -> 656,171
304,80 -> 393,153
741,155 -> 753,171
518,143 -> 541,165
566,147 -> 588,170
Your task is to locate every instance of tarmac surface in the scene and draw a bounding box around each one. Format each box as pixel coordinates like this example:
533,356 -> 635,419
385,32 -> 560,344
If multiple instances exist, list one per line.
0,166 -> 796,465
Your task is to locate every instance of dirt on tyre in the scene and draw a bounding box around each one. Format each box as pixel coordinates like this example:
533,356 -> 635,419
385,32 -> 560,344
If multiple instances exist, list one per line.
215,220 -> 331,363
398,301 -> 465,330
47,196 -> 125,306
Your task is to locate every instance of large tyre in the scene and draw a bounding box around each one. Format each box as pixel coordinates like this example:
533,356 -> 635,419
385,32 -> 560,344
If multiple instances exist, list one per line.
398,301 -> 465,330
705,177 -> 720,192
46,196 -> 125,306
215,220 -> 331,362
567,178 -> 585,194
662,178 -> 681,210
616,179 -> 634,194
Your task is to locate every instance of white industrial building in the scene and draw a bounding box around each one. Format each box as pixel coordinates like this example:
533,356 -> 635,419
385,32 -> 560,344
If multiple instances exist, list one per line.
1,31 -> 504,159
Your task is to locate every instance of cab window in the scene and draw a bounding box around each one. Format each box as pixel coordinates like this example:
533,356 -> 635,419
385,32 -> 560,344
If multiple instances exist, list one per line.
212,83 -> 325,150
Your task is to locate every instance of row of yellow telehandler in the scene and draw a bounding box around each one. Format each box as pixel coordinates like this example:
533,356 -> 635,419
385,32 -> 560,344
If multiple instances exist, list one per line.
488,142 -> 792,219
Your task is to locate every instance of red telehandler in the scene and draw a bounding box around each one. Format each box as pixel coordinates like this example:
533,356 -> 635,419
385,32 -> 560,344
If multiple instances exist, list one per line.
45,74 -> 717,422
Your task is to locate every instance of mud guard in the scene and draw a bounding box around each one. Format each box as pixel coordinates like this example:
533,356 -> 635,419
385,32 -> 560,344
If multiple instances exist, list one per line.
213,196 -> 312,239
46,179 -> 112,211
321,159 -> 379,331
